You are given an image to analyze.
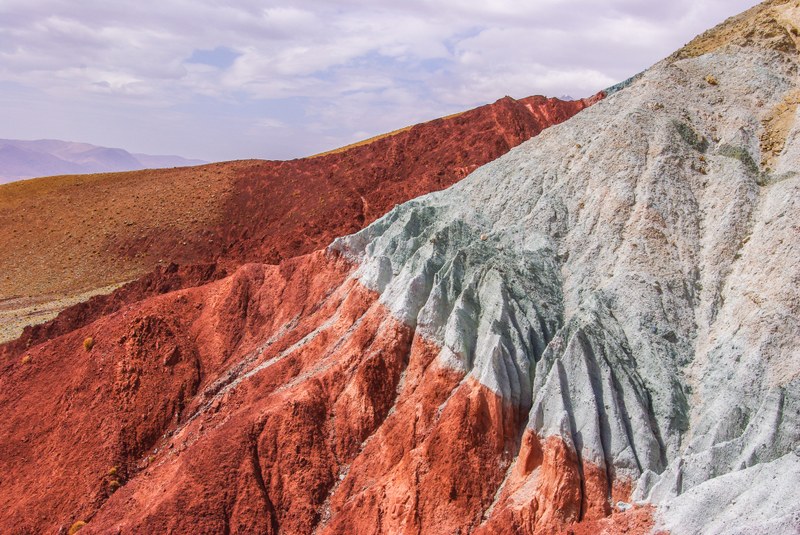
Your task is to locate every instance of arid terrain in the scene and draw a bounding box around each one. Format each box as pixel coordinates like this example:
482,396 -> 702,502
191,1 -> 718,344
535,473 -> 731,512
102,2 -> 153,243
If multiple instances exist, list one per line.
0,94 -> 598,346
1,1 -> 799,534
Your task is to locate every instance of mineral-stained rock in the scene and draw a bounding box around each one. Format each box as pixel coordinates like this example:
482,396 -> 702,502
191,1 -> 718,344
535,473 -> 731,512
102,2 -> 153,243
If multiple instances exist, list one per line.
2,1 -> 799,534
0,92 -> 598,344
324,1 -> 800,530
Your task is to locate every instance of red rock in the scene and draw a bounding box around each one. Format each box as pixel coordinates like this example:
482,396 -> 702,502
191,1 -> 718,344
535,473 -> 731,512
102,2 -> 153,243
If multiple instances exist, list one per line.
0,94 -> 608,534
2,93 -> 600,360
0,247 -> 646,534
564,505 -> 659,535
211,94 -> 602,268
475,430 -> 641,535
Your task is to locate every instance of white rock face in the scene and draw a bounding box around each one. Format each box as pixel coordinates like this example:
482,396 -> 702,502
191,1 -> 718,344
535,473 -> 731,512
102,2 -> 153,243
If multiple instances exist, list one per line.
332,4 -> 800,531
656,453 -> 800,534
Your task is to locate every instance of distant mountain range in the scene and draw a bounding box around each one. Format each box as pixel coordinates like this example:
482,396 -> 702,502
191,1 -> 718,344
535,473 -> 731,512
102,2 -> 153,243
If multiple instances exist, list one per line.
0,139 -> 207,183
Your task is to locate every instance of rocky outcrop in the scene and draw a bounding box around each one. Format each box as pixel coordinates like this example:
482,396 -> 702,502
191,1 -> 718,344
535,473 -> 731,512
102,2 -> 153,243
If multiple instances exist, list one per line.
326,1 -> 800,529
0,93 -> 602,532
0,251 -> 636,534
2,1 -> 799,534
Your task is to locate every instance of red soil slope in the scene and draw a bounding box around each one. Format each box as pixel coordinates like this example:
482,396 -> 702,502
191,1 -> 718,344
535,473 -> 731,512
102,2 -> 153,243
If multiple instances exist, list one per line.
0,94 -> 607,534
1,94 -> 598,347
1,94 -> 596,300
204,94 -> 603,267
1,251 -> 650,534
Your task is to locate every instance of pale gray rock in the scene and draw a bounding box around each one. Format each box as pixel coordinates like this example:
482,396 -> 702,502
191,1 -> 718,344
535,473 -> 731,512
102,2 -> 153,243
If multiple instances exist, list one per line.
656,453 -> 800,534
332,5 -> 800,531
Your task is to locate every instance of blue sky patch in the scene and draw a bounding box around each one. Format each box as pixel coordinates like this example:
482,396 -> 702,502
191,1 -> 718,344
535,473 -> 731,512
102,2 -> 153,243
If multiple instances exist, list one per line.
186,46 -> 241,69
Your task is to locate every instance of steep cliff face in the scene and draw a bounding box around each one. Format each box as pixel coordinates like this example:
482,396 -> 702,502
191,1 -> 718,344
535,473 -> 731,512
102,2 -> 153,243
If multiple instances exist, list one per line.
3,2 -> 799,534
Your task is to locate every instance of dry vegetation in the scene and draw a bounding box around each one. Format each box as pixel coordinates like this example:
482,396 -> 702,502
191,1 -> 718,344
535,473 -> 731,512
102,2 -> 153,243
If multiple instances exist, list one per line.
0,163 -> 240,302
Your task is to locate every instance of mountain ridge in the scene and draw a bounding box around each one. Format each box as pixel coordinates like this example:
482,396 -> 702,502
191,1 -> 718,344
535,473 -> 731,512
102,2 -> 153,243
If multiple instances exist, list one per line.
0,93 -> 598,347
2,1 -> 798,533
0,138 -> 207,184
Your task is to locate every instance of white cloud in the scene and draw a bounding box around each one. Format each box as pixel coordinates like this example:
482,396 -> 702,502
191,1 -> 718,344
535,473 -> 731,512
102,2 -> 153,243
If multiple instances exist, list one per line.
0,0 -> 762,160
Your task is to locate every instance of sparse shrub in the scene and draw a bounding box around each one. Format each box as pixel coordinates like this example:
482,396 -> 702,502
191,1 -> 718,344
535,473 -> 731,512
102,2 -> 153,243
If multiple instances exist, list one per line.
68,521 -> 86,534
105,465 -> 123,493
673,120 -> 709,153
718,144 -> 759,175
83,337 -> 94,352
705,74 -> 719,85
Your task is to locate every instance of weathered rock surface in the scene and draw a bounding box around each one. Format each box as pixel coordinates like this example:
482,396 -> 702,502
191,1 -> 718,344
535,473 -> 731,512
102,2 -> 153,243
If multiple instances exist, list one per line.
0,93 -> 596,344
2,1 -> 799,534
0,91 -> 601,534
330,0 -> 800,531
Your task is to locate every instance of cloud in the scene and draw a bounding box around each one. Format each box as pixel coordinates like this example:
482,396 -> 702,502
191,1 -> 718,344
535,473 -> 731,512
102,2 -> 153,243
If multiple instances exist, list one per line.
0,0 -> 762,161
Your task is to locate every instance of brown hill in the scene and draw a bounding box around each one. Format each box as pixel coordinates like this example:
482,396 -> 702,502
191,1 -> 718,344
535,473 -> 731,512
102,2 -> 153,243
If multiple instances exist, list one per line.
0,94 -> 599,346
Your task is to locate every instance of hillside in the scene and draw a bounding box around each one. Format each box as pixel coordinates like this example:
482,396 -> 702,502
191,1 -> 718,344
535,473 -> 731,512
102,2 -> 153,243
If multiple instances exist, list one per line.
2,1 -> 799,534
0,94 -> 598,345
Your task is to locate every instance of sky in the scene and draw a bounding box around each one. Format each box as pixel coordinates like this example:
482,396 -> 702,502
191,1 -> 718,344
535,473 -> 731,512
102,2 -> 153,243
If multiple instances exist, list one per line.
0,0 -> 761,162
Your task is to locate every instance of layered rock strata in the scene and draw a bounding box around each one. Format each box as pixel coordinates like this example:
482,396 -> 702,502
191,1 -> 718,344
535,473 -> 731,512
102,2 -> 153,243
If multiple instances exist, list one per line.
2,1 -> 799,534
